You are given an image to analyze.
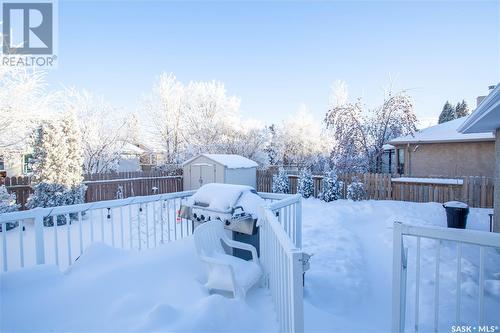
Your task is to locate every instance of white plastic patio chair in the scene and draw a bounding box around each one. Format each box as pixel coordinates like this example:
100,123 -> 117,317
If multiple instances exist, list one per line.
193,220 -> 262,299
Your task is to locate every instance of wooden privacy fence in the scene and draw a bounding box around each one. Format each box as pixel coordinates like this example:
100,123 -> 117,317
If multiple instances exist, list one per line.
0,176 -> 32,209
0,173 -> 183,208
84,176 -> 183,202
257,170 -> 495,208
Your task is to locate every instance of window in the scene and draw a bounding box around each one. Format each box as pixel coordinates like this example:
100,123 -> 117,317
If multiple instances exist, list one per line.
23,154 -> 33,174
397,149 -> 405,175
0,155 -> 4,170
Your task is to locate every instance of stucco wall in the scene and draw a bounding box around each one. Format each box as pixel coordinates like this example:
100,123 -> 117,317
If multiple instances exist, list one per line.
394,141 -> 495,178
495,129 -> 500,232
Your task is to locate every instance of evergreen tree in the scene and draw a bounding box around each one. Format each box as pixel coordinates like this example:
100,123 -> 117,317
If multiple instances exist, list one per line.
272,168 -> 290,194
60,111 -> 84,186
28,117 -> 86,224
347,177 -> 366,201
0,185 -> 20,231
438,101 -> 456,124
297,169 -> 314,198
319,168 -> 343,202
455,100 -> 470,119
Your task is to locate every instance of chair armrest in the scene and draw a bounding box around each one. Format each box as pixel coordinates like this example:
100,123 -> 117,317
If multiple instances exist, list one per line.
222,238 -> 259,262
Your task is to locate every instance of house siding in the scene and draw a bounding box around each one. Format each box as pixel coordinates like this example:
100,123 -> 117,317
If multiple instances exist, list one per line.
393,141 -> 495,178
495,129 -> 500,232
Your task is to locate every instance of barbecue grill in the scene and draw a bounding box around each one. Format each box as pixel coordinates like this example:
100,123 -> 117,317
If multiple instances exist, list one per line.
178,183 -> 264,259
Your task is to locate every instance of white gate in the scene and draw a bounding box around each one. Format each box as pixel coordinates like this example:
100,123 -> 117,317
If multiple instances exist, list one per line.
392,222 -> 500,333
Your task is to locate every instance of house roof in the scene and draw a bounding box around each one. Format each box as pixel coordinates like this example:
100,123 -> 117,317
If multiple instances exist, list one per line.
120,142 -> 146,155
389,116 -> 495,145
183,154 -> 258,169
458,84 -> 500,133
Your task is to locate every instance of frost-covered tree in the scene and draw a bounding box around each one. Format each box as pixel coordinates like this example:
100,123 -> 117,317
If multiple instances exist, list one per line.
455,100 -> 469,119
0,66 -> 52,151
320,168 -> 342,202
347,177 -> 366,201
278,105 -> 328,167
60,111 -> 84,186
272,168 -> 290,194
143,73 -> 185,164
438,101 -> 456,124
64,89 -> 128,174
297,169 -> 314,198
325,81 -> 416,173
0,186 -> 20,231
28,116 -> 86,220
143,73 -> 266,164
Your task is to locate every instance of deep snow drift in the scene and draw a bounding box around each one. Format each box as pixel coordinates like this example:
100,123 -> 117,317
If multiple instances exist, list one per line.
0,238 -> 278,332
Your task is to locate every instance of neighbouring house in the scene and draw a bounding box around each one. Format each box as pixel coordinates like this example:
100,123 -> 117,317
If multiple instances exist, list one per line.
116,141 -> 166,172
182,154 -> 258,190
388,116 -> 495,178
0,150 -> 34,178
458,83 -> 499,232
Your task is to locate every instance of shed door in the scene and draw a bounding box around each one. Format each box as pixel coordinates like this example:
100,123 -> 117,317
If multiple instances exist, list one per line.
191,163 -> 216,189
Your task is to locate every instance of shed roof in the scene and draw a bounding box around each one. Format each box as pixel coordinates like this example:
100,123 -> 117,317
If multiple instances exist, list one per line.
389,117 -> 495,145
183,154 -> 258,169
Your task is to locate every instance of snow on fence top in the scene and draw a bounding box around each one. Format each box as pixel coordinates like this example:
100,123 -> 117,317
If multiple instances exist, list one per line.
183,154 -> 258,169
389,117 -> 495,144
391,177 -> 464,185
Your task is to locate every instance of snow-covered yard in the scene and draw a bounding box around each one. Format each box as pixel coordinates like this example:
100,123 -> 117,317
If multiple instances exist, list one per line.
1,199 -> 499,332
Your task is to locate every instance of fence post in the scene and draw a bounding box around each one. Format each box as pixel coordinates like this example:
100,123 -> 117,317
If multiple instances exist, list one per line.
34,208 -> 45,265
291,250 -> 304,333
296,198 -> 302,249
392,221 -> 405,333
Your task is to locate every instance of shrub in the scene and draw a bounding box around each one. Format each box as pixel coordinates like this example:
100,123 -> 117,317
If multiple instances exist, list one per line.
320,169 -> 343,202
347,177 -> 366,201
0,186 -> 20,231
27,183 -> 87,226
272,168 -> 290,194
297,169 -> 314,198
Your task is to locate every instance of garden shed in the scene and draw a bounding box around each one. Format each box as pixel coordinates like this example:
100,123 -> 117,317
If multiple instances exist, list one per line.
182,154 -> 258,190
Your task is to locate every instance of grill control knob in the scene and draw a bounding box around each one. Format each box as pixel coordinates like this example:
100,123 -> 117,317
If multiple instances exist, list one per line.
225,220 -> 231,226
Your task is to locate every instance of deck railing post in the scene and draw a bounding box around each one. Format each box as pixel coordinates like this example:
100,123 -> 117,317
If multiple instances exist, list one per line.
392,221 -> 405,333
34,209 -> 45,265
295,198 -> 302,248
291,250 -> 304,333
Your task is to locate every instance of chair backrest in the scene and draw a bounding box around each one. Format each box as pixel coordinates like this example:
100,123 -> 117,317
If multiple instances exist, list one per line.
193,220 -> 227,257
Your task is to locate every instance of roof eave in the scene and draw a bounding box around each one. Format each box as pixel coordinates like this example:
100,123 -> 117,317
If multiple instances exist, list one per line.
459,84 -> 500,133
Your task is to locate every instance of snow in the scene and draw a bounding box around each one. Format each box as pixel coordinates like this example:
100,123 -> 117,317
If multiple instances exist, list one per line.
444,201 -> 469,209
389,117 -> 495,144
301,199 -> 500,332
187,183 -> 265,218
0,239 -> 278,332
2,199 -> 499,332
184,154 -> 258,169
392,177 -> 464,185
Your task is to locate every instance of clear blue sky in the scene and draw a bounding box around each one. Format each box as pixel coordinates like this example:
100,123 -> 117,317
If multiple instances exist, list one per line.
47,0 -> 499,127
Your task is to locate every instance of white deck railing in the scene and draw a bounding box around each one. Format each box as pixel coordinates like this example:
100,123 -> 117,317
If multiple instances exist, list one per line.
392,222 -> 500,333
0,191 -> 195,271
0,190 -> 304,333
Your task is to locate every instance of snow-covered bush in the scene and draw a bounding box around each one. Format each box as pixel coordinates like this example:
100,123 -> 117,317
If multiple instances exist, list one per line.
27,183 -> 87,226
347,177 -> 366,201
297,169 -> 314,198
272,168 -> 290,194
0,186 -> 20,231
320,169 -> 343,202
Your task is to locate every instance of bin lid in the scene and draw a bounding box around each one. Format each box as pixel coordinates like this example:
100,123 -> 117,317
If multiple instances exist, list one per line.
443,201 -> 468,209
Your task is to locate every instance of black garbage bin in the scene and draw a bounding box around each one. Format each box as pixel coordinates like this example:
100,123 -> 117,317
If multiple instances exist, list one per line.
443,201 -> 469,229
